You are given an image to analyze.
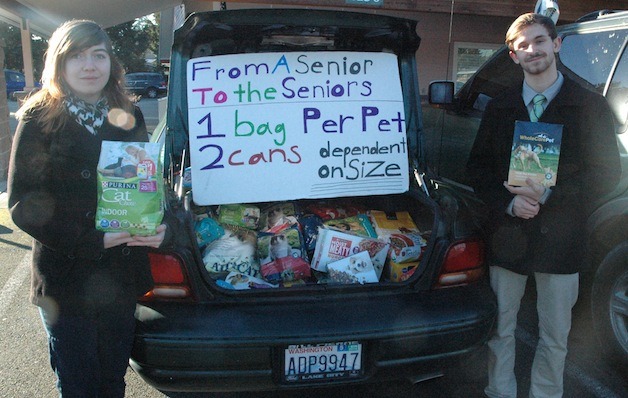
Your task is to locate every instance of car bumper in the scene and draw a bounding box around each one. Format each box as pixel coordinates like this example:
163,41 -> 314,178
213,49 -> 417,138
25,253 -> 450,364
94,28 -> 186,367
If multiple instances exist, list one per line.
130,281 -> 496,392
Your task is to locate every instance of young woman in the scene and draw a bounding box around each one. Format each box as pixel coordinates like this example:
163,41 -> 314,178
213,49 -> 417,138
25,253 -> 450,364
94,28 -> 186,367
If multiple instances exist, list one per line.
8,20 -> 170,397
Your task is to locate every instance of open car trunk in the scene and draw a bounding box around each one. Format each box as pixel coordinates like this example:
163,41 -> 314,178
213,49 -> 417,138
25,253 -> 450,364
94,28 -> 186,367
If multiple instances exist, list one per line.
129,9 -> 494,391
162,9 -> 449,292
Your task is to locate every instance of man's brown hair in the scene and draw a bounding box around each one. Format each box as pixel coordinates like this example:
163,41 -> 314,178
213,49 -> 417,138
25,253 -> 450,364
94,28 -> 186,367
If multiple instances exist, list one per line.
505,13 -> 558,50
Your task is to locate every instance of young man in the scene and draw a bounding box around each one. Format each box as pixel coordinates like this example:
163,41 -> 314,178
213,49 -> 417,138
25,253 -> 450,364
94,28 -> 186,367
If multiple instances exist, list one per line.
466,13 -> 620,398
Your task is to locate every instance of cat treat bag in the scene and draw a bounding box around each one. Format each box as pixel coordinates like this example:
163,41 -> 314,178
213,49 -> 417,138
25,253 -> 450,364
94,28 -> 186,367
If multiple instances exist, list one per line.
96,141 -> 164,236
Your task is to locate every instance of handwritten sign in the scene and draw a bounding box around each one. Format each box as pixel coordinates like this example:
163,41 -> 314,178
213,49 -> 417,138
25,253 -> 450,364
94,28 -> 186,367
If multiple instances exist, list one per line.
187,51 -> 409,205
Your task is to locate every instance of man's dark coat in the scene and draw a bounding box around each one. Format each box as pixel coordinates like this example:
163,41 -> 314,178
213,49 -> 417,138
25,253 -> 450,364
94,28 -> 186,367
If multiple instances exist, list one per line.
466,77 -> 620,275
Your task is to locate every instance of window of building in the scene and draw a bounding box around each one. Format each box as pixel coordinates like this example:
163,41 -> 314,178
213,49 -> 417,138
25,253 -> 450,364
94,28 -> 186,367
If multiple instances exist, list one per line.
452,42 -> 501,92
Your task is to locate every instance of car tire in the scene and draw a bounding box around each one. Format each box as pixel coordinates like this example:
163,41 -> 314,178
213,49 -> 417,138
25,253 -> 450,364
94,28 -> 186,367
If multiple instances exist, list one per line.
590,241 -> 628,367
146,87 -> 158,99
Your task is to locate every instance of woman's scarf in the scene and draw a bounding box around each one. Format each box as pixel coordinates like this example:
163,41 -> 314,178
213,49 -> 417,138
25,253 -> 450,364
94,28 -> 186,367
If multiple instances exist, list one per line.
64,94 -> 109,135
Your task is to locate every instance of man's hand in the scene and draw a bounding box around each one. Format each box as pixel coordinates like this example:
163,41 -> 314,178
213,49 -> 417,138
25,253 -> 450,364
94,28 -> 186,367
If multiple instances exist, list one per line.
504,178 -> 546,201
512,194 -> 540,219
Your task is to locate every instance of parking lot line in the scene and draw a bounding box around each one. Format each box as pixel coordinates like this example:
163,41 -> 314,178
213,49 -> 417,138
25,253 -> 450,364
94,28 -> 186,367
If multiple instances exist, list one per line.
0,253 -> 30,319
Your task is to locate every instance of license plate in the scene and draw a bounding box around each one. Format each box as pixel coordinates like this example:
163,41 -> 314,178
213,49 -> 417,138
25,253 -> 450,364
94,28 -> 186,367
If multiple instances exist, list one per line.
283,341 -> 363,382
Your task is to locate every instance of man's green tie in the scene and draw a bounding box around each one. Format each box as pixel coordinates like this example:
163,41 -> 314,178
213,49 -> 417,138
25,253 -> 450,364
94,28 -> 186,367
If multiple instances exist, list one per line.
530,94 -> 546,122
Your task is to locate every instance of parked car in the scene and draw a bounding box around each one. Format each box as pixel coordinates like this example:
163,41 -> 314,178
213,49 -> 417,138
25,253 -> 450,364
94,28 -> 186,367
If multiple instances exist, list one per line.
428,10 -> 627,367
4,69 -> 40,100
128,8 -> 497,393
124,72 -> 167,99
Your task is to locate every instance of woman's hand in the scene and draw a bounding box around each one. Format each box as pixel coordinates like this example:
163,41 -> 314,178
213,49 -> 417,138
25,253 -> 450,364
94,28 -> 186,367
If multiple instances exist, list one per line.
103,231 -> 136,249
127,224 -> 167,248
103,225 -> 167,249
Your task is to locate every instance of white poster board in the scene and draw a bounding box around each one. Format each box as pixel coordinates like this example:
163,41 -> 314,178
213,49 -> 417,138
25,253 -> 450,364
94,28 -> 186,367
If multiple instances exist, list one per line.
187,51 -> 409,205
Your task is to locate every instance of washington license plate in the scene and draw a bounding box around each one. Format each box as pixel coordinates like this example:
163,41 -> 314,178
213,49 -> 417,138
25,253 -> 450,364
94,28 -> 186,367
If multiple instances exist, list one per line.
283,341 -> 363,382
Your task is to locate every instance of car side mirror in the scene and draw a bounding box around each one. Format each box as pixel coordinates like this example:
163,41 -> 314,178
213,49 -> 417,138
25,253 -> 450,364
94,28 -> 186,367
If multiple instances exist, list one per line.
428,81 -> 455,109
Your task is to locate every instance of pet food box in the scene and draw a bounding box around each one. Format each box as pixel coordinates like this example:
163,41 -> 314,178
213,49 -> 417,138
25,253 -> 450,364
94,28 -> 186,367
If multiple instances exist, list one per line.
327,251 -> 379,284
311,228 -> 389,278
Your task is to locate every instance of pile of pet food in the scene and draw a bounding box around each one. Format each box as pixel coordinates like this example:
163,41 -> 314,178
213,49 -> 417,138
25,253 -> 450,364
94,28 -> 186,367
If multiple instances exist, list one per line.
193,201 -> 430,290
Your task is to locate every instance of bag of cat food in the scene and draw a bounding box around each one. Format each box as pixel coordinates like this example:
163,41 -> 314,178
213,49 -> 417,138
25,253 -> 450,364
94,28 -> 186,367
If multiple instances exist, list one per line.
195,216 -> 225,248
260,256 -> 311,284
222,271 -> 278,290
257,225 -> 306,266
203,224 -> 260,278
218,203 -> 260,230
96,141 -> 164,236
259,202 -> 299,233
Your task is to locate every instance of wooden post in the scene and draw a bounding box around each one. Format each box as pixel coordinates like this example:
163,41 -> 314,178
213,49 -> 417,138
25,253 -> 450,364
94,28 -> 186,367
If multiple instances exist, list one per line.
0,37 -> 11,182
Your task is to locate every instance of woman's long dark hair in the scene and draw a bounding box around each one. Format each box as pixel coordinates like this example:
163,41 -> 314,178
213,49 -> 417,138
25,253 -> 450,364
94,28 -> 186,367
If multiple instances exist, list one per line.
16,19 -> 134,133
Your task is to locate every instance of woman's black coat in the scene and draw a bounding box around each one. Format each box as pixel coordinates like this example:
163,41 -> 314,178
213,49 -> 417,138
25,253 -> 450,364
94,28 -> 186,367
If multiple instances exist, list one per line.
8,106 -> 158,314
466,77 -> 621,275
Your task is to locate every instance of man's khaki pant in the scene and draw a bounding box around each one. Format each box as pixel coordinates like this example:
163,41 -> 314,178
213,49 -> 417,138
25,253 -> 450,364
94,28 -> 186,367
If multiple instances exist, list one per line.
484,266 -> 579,398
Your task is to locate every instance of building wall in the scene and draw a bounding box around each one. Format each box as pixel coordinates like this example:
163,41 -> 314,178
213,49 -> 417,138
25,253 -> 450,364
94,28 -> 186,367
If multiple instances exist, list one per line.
183,2 -> 513,96
414,12 -> 513,95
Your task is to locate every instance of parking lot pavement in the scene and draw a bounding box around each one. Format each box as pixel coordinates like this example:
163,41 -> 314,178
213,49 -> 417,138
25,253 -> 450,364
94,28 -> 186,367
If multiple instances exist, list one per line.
1,99 -> 625,398
1,180 -> 7,209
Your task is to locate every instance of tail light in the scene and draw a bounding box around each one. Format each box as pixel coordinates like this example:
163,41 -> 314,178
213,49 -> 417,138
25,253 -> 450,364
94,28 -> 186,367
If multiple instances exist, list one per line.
140,253 -> 195,301
434,239 -> 486,288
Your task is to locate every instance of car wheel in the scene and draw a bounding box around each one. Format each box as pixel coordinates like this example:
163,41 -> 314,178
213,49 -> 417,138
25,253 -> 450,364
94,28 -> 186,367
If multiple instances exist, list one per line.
591,241 -> 628,367
146,87 -> 158,99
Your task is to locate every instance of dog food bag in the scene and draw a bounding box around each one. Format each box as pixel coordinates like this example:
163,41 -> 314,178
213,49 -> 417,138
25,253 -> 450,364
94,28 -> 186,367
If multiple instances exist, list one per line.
299,214 -> 324,252
370,210 -> 428,262
369,210 -> 419,240
327,251 -> 379,284
96,141 -> 164,236
388,260 -> 419,282
324,215 -> 377,238
304,202 -> 367,221
203,224 -> 260,278
311,228 -> 389,277
389,232 -> 427,263
218,204 -> 260,229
